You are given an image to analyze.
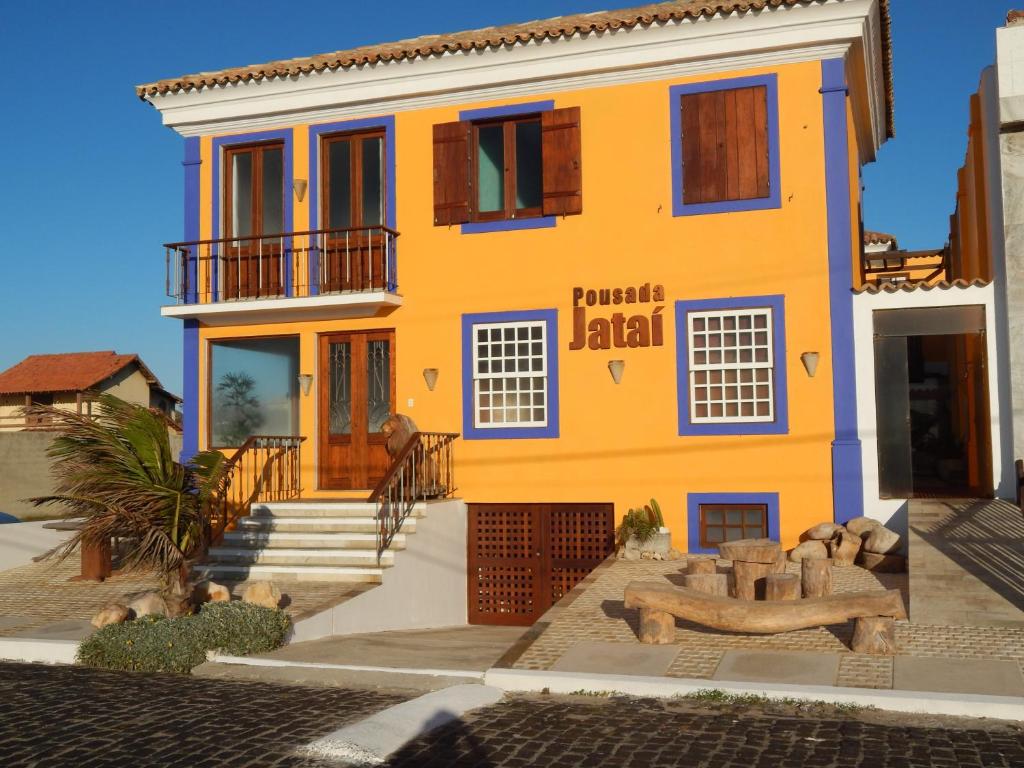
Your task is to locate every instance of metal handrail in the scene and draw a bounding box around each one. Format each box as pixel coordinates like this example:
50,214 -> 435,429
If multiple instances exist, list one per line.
163,225 -> 400,250
370,431 -> 458,563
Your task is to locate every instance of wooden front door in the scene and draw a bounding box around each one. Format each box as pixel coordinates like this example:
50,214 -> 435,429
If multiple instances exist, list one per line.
320,130 -> 388,293
319,330 -> 395,491
467,503 -> 614,626
223,142 -> 285,300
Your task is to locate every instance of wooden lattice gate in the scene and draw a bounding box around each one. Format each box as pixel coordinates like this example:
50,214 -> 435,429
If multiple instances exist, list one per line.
467,503 -> 614,625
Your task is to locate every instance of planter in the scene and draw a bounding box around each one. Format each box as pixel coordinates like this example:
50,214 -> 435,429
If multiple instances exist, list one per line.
624,531 -> 672,556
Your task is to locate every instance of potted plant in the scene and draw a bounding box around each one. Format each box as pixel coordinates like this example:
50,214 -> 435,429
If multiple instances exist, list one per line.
617,498 -> 671,557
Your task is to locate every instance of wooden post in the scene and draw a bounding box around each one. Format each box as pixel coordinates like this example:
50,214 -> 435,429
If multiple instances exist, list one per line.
732,560 -> 776,601
765,573 -> 800,600
851,616 -> 897,655
76,538 -> 112,582
686,557 -> 717,576
638,607 -> 676,644
829,529 -> 861,568
801,557 -> 833,598
76,391 -> 83,415
683,573 -> 729,596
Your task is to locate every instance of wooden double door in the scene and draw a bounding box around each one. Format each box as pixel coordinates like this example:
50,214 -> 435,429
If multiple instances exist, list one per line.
468,503 -> 615,626
319,330 -> 395,491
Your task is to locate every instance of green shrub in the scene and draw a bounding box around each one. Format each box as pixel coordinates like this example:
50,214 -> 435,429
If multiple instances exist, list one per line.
77,601 -> 291,674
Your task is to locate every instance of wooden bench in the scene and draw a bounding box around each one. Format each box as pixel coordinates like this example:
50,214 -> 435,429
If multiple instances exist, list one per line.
40,520 -> 112,582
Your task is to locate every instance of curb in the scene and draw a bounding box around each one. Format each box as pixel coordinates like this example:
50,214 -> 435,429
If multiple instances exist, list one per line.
484,668 -> 1024,722
0,638 -> 79,665
208,652 -> 485,680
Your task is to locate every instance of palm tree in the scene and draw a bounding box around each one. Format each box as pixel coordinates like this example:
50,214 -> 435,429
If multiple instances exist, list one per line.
28,394 -> 228,611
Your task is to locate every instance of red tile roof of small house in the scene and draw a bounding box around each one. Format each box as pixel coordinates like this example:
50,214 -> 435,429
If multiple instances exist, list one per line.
136,0 -> 894,138
0,351 -> 181,402
863,230 -> 898,247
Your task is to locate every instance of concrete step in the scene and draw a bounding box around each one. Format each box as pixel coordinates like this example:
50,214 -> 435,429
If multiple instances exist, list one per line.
192,563 -> 385,583
235,516 -> 417,534
206,547 -> 395,568
221,531 -> 407,550
253,501 -> 427,519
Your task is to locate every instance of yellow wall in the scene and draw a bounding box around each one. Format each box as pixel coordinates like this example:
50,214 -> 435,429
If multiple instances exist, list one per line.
947,92 -> 995,282
192,60 -> 844,551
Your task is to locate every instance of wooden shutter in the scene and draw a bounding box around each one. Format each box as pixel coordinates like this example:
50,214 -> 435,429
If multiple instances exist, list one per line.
432,121 -> 472,226
681,85 -> 769,205
541,107 -> 583,217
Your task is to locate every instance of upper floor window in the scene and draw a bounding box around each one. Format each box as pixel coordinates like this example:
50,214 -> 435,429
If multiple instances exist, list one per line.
433,106 -> 582,229
322,130 -> 386,230
226,142 -> 284,239
670,75 -> 780,216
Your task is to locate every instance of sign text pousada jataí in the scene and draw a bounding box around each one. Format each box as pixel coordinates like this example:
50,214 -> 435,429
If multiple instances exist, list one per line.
569,284 -> 665,350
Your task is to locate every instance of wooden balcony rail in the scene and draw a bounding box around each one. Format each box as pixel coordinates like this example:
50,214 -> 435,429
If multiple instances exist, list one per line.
368,432 -> 459,564
165,226 -> 399,305
208,435 -> 305,545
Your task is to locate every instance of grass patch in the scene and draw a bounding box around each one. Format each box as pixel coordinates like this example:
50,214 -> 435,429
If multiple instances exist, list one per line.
77,601 -> 290,674
680,688 -> 870,714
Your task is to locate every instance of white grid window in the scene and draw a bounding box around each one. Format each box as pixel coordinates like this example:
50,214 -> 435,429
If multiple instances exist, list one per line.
688,307 -> 775,423
472,321 -> 548,428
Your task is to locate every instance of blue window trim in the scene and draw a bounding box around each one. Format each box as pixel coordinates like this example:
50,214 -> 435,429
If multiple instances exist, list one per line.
687,492 -> 780,555
211,129 -> 294,300
457,100 -> 556,235
670,74 -> 781,217
307,115 -> 398,294
675,294 -> 789,436
461,309 -> 559,440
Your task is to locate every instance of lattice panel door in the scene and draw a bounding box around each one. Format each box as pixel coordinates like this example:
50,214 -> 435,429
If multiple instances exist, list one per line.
467,504 -> 542,625
468,503 -> 614,625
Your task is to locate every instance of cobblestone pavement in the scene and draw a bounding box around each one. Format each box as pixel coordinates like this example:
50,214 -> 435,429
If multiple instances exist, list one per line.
3,663 -> 1023,768
512,557 -> 1024,687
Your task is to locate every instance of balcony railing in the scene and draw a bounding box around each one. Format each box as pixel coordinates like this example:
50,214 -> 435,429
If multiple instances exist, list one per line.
165,226 -> 399,305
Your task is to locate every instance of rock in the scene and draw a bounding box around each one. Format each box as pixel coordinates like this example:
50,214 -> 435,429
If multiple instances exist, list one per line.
828,529 -> 862,567
845,516 -> 881,537
863,525 -> 902,555
640,551 -> 653,560
91,603 -> 129,629
652,552 -> 664,561
128,592 -> 169,619
623,548 -> 641,562
804,522 -> 844,541
194,581 -> 231,604
788,539 -> 828,563
243,581 -> 282,609
666,548 -> 683,561
856,550 -> 907,573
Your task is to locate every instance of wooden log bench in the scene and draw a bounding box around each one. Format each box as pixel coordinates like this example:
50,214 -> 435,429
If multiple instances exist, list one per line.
623,581 -> 907,644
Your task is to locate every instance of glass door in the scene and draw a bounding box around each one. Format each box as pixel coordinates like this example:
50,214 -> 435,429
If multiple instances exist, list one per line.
224,142 -> 285,299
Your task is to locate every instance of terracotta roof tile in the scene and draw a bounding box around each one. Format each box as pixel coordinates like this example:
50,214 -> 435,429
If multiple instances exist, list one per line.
863,229 -> 897,247
0,351 -> 174,398
854,278 -> 990,295
136,0 -> 894,138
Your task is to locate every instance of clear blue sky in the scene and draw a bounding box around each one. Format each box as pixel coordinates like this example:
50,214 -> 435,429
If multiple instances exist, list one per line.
0,1 -> 1015,395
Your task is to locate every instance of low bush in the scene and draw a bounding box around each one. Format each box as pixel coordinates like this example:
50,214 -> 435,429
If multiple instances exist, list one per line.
77,601 -> 291,674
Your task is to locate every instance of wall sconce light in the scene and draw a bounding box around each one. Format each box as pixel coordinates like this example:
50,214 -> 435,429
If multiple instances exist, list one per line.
800,352 -> 820,378
608,359 -> 625,384
297,373 -> 313,396
293,179 -> 308,202
423,368 -> 439,391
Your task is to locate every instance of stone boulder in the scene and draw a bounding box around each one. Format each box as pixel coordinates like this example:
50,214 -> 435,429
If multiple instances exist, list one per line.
91,603 -> 129,629
788,539 -> 828,563
845,516 -> 881,537
242,581 -> 282,609
194,581 -> 231,604
804,522 -> 844,541
856,550 -> 907,573
828,529 -> 862,567
128,592 -> 169,619
863,525 -> 902,555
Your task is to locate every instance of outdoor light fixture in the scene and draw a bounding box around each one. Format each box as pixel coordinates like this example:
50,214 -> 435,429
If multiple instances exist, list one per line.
801,352 -> 820,378
293,179 -> 308,202
608,359 -> 625,384
297,373 -> 313,396
423,368 -> 440,391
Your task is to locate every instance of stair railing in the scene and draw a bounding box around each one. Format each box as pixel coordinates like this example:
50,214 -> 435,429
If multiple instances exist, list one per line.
368,432 -> 458,564
207,436 -> 305,545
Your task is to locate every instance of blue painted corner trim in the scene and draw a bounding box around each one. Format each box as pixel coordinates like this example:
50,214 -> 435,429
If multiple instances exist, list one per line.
211,129 -> 295,301
670,74 -> 782,217
181,320 -> 200,463
307,116 -> 398,294
675,295 -> 789,436
821,58 -> 864,523
461,309 -> 559,440
182,137 -> 201,305
686,492 -> 780,554
461,216 -> 556,234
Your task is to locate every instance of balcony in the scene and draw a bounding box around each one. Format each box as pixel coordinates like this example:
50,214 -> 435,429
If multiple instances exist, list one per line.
161,226 -> 401,325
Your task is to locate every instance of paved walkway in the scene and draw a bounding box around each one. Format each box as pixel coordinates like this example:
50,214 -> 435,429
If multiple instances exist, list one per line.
908,499 -> 1024,628
2,663 -> 1022,767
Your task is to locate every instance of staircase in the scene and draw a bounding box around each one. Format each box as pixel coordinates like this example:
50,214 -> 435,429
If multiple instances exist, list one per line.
195,500 -> 428,584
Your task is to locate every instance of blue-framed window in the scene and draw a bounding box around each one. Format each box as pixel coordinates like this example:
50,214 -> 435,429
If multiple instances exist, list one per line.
670,74 -> 781,216
458,101 -> 556,235
461,309 -> 559,439
687,492 -> 780,555
675,295 -> 788,436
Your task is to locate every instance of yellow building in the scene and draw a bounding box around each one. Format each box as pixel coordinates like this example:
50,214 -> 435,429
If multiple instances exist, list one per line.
138,0 -> 895,624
